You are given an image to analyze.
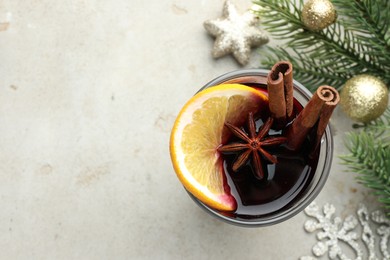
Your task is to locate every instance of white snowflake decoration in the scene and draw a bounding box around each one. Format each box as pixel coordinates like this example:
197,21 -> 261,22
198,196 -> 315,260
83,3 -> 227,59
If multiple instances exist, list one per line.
301,202 -> 390,260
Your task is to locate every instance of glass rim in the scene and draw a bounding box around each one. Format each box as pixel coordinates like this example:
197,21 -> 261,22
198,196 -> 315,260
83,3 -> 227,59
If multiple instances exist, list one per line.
189,68 -> 334,227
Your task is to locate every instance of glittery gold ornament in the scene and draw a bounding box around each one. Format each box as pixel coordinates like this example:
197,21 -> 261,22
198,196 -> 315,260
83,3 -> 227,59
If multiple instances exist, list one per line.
340,74 -> 389,123
301,0 -> 337,31
203,0 -> 269,65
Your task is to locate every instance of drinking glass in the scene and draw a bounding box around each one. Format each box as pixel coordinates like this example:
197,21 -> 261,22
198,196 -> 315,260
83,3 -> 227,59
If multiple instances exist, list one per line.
187,69 -> 333,227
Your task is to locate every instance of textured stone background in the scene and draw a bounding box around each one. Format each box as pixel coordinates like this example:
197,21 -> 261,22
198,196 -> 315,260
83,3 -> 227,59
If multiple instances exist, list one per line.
0,0 -> 380,259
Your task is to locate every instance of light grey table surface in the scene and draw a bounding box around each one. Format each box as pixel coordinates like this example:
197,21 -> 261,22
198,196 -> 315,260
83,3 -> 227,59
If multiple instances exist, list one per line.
0,0 -> 382,259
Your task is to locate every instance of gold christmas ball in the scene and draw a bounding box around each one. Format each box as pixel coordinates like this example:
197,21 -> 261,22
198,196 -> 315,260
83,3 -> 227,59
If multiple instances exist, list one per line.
340,74 -> 389,123
301,0 -> 337,31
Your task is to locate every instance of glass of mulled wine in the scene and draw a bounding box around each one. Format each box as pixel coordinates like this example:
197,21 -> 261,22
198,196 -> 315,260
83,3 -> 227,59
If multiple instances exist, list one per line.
188,69 -> 333,227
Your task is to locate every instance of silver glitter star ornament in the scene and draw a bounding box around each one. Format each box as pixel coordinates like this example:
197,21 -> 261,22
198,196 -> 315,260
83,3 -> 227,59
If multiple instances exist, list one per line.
203,0 -> 269,65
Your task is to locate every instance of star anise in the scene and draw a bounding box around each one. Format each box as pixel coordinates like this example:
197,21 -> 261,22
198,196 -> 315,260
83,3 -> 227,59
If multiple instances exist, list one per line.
218,112 -> 287,180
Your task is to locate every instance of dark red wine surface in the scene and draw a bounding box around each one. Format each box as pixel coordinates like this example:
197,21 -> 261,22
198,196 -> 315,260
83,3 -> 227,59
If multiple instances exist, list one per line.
221,85 -> 319,219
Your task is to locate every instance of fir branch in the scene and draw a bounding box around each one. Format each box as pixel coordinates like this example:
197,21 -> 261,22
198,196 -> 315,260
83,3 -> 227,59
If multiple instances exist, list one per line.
253,0 -> 390,90
340,107 -> 390,216
254,0 -> 390,217
261,47 -> 348,91
332,0 -> 390,77
341,133 -> 390,213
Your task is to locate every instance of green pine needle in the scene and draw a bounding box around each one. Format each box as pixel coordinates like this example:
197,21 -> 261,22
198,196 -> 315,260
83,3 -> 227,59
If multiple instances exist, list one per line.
252,0 -> 390,216
253,0 -> 390,91
340,108 -> 390,216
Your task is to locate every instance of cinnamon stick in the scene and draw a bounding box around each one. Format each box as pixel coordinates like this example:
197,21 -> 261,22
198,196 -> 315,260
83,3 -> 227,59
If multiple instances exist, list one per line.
285,85 -> 339,151
267,61 -> 294,129
312,86 -> 340,154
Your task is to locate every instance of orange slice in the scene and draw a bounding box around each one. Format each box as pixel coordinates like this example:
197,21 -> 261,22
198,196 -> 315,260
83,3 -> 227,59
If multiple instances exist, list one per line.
170,84 -> 268,211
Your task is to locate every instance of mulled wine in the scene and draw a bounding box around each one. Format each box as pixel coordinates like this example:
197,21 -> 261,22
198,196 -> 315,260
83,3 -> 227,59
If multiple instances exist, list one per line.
189,68 -> 335,226
220,84 -> 319,219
